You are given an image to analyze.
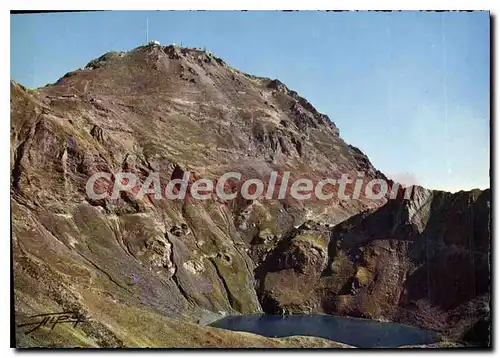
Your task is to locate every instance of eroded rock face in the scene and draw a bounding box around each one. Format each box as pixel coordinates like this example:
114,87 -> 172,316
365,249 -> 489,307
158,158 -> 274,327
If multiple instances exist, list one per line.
255,189 -> 490,343
10,44 -> 490,347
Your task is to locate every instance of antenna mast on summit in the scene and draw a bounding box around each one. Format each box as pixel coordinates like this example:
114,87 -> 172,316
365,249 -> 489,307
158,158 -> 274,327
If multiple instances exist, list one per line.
146,18 -> 149,44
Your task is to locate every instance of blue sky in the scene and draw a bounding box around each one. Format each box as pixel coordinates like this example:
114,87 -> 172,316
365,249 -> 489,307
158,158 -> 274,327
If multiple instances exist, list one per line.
11,11 -> 490,192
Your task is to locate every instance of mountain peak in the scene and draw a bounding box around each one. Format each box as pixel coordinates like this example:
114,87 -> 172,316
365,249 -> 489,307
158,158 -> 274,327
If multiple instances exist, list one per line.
11,41 -> 491,347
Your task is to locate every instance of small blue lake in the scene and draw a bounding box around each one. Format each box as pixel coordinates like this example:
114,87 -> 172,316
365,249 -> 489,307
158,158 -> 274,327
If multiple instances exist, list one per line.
209,314 -> 440,348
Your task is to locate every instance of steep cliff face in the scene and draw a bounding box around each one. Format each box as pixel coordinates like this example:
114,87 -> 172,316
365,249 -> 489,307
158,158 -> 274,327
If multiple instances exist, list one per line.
257,187 -> 490,342
11,44 -> 490,347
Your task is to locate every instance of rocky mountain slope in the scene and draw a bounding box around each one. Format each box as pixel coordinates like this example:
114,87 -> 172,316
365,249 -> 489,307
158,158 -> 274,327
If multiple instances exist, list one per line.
11,44 -> 490,347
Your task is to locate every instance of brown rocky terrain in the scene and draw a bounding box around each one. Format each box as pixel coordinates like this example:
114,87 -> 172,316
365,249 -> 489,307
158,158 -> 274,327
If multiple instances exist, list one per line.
257,187 -> 490,341
11,43 -> 490,348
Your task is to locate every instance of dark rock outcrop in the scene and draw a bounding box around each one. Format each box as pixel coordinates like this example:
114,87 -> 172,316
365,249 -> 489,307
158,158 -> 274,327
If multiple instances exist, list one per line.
254,187 -> 490,344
